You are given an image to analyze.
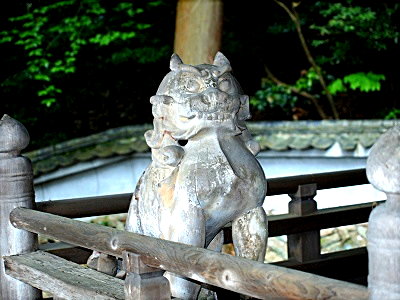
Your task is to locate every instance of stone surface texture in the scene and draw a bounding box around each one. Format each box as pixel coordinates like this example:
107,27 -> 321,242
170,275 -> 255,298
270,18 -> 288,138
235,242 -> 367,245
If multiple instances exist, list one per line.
125,53 -> 268,299
367,125 -> 400,300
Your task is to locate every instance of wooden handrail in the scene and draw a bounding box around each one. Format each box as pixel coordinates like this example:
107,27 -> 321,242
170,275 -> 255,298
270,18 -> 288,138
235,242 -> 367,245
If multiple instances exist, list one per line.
36,168 -> 368,218
36,193 -> 132,218
10,207 -> 368,299
268,201 -> 382,237
267,168 -> 367,195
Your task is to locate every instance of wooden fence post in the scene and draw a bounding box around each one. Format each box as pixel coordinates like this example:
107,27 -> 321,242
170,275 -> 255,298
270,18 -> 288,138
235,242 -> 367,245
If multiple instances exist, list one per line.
287,183 -> 321,262
367,125 -> 400,299
0,115 -> 40,299
123,251 -> 171,300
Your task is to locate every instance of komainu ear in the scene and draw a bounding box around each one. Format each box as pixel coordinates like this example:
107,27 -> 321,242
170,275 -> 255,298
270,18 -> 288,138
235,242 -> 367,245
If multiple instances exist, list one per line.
170,53 -> 183,71
213,52 -> 231,67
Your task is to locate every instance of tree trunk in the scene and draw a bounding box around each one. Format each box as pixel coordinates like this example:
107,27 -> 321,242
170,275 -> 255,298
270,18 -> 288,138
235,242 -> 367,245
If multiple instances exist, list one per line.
174,0 -> 223,65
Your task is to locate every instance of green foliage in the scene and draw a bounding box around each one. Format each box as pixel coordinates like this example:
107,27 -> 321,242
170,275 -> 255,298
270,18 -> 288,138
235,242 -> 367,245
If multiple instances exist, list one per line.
328,72 -> 385,94
343,72 -> 385,92
0,0 -> 164,106
310,1 -> 399,65
327,78 -> 346,95
251,80 -> 298,112
251,1 -> 396,118
384,109 -> 400,120
294,68 -> 319,91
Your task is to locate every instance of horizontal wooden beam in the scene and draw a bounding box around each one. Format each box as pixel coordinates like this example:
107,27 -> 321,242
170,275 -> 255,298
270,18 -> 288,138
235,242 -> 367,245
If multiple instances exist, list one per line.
36,169 -> 369,219
36,193 -> 132,218
4,251 -> 124,299
11,208 -> 368,300
267,168 -> 368,195
41,242 -> 368,286
268,201 -> 383,237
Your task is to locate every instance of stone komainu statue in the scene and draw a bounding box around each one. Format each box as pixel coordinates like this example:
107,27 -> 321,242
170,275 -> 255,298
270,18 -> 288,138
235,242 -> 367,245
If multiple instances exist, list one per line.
125,52 -> 268,299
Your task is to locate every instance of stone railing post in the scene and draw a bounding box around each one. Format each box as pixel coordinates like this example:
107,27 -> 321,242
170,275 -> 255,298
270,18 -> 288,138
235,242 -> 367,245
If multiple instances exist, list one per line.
123,251 -> 171,300
288,183 -> 321,262
367,125 -> 400,300
0,115 -> 40,299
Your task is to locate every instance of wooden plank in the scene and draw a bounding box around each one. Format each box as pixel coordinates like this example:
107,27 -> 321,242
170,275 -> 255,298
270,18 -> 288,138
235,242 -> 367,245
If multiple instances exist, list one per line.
10,208 -> 369,300
4,251 -> 124,300
36,193 -> 131,218
222,201 -> 382,242
268,201 -> 383,237
267,168 -> 368,195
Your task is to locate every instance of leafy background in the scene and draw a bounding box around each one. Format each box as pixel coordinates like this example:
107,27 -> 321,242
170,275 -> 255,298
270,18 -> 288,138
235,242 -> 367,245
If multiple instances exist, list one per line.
1,0 -> 399,150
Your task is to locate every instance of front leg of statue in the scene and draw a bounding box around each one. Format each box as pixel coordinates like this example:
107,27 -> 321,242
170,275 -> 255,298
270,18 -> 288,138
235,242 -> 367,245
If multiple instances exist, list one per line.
232,206 -> 268,262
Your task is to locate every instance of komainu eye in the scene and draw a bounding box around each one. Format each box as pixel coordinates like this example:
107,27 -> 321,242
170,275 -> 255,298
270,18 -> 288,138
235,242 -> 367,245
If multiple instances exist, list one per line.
219,78 -> 231,92
185,79 -> 200,93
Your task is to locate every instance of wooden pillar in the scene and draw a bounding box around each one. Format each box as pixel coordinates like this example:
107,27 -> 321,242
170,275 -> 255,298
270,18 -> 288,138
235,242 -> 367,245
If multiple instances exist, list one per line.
0,115 -> 40,299
174,0 -> 223,65
287,183 -> 321,262
366,125 -> 400,299
123,251 -> 171,300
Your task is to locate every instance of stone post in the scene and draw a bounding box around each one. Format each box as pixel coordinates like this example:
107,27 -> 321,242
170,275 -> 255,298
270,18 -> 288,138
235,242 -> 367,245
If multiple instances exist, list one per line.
123,251 -> 171,300
288,183 -> 321,262
366,125 -> 400,299
0,115 -> 40,299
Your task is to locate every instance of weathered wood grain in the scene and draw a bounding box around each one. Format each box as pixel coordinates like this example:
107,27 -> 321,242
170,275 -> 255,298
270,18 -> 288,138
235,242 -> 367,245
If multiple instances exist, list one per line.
10,208 -> 369,299
174,0 -> 222,65
4,251 -> 124,300
0,114 -> 41,299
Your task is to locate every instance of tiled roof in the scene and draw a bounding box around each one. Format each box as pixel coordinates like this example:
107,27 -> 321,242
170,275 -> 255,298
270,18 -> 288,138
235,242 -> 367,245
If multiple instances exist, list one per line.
25,120 -> 400,177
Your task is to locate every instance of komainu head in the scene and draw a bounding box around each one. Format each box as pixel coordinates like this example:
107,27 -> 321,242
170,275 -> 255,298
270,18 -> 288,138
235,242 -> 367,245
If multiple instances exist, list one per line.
146,52 -> 251,145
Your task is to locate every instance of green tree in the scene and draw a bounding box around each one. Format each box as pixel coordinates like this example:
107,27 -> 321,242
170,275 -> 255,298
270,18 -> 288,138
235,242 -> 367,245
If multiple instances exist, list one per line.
251,0 -> 397,119
0,0 -> 168,107
0,0 -> 174,149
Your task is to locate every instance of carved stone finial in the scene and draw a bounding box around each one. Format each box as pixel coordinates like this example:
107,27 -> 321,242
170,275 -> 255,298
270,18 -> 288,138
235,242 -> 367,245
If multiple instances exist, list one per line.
0,114 -> 30,156
366,125 -> 400,299
366,125 -> 400,193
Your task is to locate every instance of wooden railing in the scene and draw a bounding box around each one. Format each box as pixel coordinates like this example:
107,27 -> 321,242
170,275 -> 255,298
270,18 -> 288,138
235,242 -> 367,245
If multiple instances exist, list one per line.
34,168 -> 377,286
35,168 -> 369,218
1,115 -> 398,299
6,207 -> 368,300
